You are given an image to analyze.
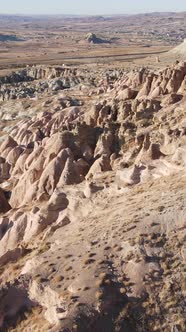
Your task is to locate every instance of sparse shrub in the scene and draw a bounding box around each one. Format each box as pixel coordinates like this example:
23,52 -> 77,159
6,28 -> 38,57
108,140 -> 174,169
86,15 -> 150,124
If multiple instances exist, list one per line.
54,275 -> 64,282
95,290 -> 104,300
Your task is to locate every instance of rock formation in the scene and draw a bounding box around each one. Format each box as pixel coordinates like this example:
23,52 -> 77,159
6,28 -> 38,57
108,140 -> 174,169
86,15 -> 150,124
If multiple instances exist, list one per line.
0,60 -> 185,332
84,33 -> 110,44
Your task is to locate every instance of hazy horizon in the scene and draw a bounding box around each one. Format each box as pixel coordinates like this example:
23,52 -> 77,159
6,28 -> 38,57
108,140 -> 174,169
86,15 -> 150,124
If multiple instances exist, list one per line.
1,11 -> 186,17
0,0 -> 185,16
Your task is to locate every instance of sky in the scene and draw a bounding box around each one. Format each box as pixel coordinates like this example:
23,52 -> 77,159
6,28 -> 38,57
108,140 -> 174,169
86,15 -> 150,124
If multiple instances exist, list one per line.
0,0 -> 186,15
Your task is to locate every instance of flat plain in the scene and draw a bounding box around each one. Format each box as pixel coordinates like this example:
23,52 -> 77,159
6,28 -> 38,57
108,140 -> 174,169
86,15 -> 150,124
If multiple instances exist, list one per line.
1,12 -> 186,72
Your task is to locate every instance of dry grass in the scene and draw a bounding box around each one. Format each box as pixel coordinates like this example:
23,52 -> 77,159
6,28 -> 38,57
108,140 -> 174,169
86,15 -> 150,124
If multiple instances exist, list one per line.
53,275 -> 64,283
37,241 -> 50,254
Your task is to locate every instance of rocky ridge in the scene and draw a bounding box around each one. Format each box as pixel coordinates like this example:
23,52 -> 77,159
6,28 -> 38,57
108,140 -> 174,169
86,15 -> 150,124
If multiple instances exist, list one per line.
0,66 -> 123,107
0,61 -> 185,331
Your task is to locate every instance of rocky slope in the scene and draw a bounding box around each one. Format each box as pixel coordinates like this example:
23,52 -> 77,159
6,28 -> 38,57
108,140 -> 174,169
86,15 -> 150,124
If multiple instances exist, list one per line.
159,39 -> 186,66
0,61 -> 185,332
0,66 -> 108,101
168,39 -> 186,60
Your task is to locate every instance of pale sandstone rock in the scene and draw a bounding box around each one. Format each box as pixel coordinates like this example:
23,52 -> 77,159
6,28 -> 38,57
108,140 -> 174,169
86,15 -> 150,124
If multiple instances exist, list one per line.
86,154 -> 111,180
94,131 -> 113,158
117,87 -> 137,101
38,149 -> 72,196
6,146 -> 24,170
0,189 -> 68,257
29,281 -> 68,324
116,164 -> 146,186
0,136 -> 17,156
57,157 -> 82,186
10,152 -> 46,207
24,146 -> 44,170
136,74 -> 154,99
11,149 -> 31,177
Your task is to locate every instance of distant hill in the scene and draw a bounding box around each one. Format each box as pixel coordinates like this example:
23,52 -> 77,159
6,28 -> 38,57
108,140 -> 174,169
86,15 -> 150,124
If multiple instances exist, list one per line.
84,33 -> 110,44
0,34 -> 23,42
